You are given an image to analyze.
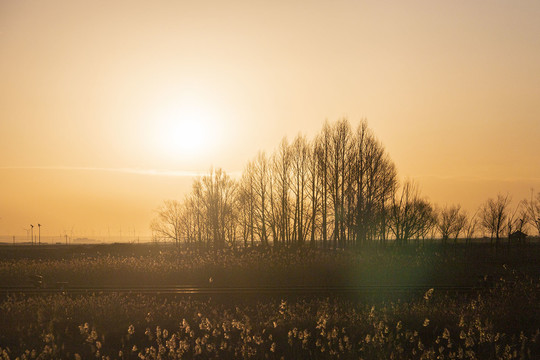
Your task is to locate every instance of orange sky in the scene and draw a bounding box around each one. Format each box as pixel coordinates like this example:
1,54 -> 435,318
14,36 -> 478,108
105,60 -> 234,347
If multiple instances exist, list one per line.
1,1 -> 539,238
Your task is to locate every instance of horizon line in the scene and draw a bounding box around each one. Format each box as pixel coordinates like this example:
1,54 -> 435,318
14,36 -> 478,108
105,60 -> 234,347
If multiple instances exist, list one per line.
409,174 -> 540,183
1,166 -> 539,183
0,166 -> 243,177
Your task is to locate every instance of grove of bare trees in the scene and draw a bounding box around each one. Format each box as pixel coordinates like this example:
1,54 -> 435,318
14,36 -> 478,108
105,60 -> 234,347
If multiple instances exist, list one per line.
151,118 -> 540,248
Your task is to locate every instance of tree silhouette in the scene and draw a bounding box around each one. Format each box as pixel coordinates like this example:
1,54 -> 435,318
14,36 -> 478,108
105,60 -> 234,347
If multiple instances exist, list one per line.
464,210 -> 479,245
437,204 -> 467,244
151,200 -> 183,245
238,162 -> 256,247
200,168 -> 238,248
271,138 -> 292,246
253,152 -> 270,246
290,135 -> 310,245
525,190 -> 540,236
480,194 -> 511,245
389,180 -> 435,244
151,118 -> 413,248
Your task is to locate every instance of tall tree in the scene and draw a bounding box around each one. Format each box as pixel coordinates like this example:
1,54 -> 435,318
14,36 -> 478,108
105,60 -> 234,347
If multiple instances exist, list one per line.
238,161 -> 256,247
347,121 -> 397,245
180,196 -> 199,244
191,178 -> 205,244
315,123 -> 331,247
525,190 -> 540,236
290,135 -> 310,245
327,119 -> 353,247
464,210 -> 479,245
437,204 -> 467,244
307,138 -> 322,245
480,193 -> 511,245
271,139 -> 292,246
252,152 -> 270,246
150,200 -> 183,245
389,180 -> 435,244
507,200 -> 528,239
204,168 -> 238,248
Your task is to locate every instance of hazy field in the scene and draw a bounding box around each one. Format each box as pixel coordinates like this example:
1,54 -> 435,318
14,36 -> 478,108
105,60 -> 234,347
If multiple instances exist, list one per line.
0,243 -> 539,359
0,242 -> 539,288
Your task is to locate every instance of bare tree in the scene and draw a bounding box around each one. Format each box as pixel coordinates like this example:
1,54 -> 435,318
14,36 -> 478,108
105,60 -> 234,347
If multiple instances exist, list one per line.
315,123 -> 331,248
191,178 -> 206,245
271,138 -> 292,246
479,193 -> 511,245
290,135 -> 310,245
150,200 -> 183,245
389,180 -> 435,244
525,190 -> 540,236
349,121 -> 369,245
506,200 -> 528,242
179,197 -> 197,244
419,211 -> 438,243
437,204 -> 467,244
252,151 -> 271,246
238,162 -> 256,247
327,119 -> 353,247
307,138 -> 322,246
464,210 -> 478,245
199,168 -> 238,248
347,121 -> 397,245
375,153 -> 398,243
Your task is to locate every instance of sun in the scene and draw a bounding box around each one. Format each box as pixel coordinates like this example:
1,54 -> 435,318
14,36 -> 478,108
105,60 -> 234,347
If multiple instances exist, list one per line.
175,119 -> 206,152
152,102 -> 220,159
163,110 -> 208,153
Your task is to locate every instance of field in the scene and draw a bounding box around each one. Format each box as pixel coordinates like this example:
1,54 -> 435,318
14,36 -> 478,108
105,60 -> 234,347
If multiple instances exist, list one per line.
0,243 -> 539,359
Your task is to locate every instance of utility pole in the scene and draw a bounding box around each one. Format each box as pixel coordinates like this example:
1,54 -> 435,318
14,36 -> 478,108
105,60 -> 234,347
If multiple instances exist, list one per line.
30,224 -> 34,245
38,223 -> 41,245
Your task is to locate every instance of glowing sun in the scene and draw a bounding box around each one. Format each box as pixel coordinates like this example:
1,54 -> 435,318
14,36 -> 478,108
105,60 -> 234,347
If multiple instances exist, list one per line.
153,103 -> 219,158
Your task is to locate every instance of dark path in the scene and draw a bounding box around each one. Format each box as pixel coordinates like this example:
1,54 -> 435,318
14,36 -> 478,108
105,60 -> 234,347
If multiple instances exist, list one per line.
0,284 -> 478,296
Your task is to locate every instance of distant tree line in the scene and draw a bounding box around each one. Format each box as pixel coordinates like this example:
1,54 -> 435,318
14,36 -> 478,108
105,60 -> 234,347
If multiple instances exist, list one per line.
151,118 -> 540,248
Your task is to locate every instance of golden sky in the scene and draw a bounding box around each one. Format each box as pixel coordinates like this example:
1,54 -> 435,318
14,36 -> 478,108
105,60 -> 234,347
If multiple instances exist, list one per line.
1,0 -> 539,238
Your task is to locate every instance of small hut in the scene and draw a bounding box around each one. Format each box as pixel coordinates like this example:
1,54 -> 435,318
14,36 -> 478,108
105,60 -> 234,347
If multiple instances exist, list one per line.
509,230 -> 527,244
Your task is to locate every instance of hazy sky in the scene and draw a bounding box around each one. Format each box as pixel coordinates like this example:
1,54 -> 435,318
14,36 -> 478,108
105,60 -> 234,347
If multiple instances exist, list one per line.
1,0 -> 539,238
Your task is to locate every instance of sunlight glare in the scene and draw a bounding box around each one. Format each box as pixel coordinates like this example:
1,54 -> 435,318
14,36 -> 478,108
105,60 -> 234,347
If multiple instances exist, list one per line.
153,102 -> 220,159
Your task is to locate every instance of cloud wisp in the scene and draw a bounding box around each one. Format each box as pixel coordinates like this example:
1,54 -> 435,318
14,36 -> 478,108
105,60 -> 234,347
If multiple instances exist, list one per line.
0,166 -> 207,177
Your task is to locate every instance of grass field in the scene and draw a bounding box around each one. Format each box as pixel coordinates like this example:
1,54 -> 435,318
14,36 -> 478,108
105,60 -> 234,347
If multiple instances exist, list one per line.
0,243 -> 539,359
1,242 -> 539,288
